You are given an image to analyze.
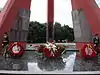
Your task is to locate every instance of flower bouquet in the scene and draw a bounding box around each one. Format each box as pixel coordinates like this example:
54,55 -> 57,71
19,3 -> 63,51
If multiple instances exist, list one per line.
81,44 -> 97,59
8,42 -> 24,58
38,42 -> 65,58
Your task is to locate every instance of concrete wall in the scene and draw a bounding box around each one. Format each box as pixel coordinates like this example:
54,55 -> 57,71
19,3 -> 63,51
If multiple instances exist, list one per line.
0,0 -> 31,43
71,0 -> 100,37
9,8 -> 30,42
72,9 -> 92,42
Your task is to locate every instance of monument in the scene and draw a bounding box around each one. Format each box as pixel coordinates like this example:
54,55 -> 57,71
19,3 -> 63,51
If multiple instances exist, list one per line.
0,0 -> 100,51
71,0 -> 100,50
47,0 -> 54,42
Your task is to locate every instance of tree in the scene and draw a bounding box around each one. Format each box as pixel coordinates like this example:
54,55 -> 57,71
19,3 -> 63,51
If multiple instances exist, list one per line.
27,21 -> 74,43
61,25 -> 74,42
27,21 -> 46,43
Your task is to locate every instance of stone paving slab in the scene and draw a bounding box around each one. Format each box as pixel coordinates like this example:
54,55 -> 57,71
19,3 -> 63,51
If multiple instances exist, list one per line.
73,53 -> 100,71
0,51 -> 76,73
0,71 -> 100,74
0,51 -> 99,74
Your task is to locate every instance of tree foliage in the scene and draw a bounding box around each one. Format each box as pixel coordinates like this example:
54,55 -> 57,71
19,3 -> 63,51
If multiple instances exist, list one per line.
27,21 -> 74,43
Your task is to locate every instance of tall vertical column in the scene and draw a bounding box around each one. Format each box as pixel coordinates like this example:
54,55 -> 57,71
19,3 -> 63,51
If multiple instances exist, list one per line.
0,0 -> 31,44
71,0 -> 100,50
47,0 -> 54,42
9,8 -> 30,42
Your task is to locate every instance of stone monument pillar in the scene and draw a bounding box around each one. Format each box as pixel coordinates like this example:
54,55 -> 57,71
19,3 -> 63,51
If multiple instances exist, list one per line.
9,9 -> 30,42
71,0 -> 100,49
47,0 -> 54,42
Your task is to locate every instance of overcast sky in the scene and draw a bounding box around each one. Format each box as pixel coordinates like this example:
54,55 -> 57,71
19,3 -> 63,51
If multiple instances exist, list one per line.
0,0 -> 100,28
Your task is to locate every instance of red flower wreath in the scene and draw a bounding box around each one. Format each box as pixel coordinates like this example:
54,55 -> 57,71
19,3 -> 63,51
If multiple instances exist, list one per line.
81,44 -> 96,58
8,42 -> 24,57
42,42 -> 61,58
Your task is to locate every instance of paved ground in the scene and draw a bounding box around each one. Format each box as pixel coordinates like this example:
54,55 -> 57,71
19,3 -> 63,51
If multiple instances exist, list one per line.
0,51 -> 100,74
74,53 -> 100,71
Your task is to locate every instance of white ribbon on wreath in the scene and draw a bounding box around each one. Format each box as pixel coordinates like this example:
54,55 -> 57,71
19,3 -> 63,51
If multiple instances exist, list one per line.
85,47 -> 93,55
45,43 -> 57,56
12,43 -> 21,53
85,44 -> 93,56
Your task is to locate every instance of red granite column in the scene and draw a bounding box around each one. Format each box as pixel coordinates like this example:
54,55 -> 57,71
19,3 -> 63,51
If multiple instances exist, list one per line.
0,0 -> 31,50
71,0 -> 100,50
47,0 -> 54,42
0,0 -> 31,44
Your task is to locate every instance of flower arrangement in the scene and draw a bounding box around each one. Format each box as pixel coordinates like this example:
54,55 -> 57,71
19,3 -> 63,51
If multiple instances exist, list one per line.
81,44 -> 97,59
8,42 -> 24,57
38,42 -> 65,58
45,42 -> 58,57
